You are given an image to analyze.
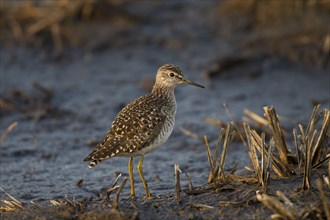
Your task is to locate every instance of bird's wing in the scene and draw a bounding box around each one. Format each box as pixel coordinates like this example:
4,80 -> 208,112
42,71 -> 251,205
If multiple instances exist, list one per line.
83,95 -> 167,164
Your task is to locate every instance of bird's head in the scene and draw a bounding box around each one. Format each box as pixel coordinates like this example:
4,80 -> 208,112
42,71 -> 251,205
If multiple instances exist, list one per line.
155,64 -> 204,89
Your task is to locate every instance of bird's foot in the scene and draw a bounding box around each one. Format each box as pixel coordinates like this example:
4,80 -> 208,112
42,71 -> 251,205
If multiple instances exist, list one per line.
129,193 -> 136,199
143,193 -> 153,200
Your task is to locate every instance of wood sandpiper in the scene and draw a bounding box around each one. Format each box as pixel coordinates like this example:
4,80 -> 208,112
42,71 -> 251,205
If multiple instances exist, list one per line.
83,64 -> 204,199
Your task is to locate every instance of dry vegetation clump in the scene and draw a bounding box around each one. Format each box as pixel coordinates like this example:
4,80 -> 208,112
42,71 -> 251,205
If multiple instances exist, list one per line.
198,105 -> 330,219
1,173 -> 138,220
0,82 -> 73,120
0,0 -> 142,57
205,0 -> 330,80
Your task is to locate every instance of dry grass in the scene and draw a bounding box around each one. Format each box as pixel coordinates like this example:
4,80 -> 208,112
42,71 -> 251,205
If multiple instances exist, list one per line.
204,0 -> 330,82
0,123 -> 24,213
0,170 -> 132,218
201,105 -> 330,218
204,107 -> 290,141
0,82 -> 73,121
1,0 -> 140,57
256,190 -> 298,220
263,106 -> 291,165
0,187 -> 24,212
182,105 -> 329,219
211,105 -> 330,183
174,164 -> 182,204
0,122 -> 17,144
204,122 -> 236,185
317,178 -> 330,220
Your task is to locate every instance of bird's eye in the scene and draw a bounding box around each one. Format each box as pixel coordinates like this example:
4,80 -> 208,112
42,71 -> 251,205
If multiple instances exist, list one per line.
169,72 -> 175,77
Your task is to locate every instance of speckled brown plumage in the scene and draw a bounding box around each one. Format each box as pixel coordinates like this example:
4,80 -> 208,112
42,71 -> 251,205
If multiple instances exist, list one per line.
83,64 -> 204,199
83,87 -> 175,167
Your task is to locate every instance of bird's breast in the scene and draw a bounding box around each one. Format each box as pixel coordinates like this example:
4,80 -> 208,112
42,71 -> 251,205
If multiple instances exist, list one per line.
138,116 -> 175,155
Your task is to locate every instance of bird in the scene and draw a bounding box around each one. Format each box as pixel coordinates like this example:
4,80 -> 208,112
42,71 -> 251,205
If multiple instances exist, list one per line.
83,64 -> 204,199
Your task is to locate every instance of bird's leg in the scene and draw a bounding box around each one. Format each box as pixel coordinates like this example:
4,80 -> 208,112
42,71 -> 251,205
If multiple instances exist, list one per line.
137,155 -> 152,199
128,157 -> 135,198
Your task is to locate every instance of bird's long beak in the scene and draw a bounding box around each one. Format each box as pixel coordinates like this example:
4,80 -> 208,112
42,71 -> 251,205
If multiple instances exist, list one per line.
181,78 -> 205,88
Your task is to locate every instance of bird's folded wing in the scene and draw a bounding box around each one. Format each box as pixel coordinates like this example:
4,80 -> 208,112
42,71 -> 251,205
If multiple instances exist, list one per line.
83,95 -> 168,162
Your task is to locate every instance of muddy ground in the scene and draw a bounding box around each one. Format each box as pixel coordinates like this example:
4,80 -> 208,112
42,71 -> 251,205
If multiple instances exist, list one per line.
1,1 -> 329,219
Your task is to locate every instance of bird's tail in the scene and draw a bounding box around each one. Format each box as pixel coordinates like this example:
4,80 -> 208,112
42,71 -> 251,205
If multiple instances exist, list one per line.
83,141 -> 119,168
83,153 -> 100,168
88,160 -> 99,168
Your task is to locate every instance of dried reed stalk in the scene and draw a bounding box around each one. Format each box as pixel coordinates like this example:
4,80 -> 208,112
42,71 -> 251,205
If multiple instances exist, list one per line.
250,130 -> 293,177
106,173 -> 122,200
174,164 -> 182,204
303,130 -> 317,190
4,1 -> 85,57
313,153 -> 330,169
244,108 -> 269,127
217,123 -> 235,181
261,133 -> 266,186
0,187 -> 24,212
189,203 -> 214,210
213,128 -> 225,177
263,106 -> 290,164
311,109 -> 330,166
299,124 -> 306,141
242,123 -> 273,188
262,138 -> 274,190
204,136 -> 215,185
26,1 -> 83,36
325,166 -> 330,189
184,172 -> 193,191
179,127 -> 202,140
256,191 -> 298,220
204,117 -> 225,128
244,123 -> 262,184
293,128 -> 303,170
0,122 -> 17,144
7,17 -> 23,41
305,104 -> 320,140
206,122 -> 235,184
317,179 -> 330,220
112,177 -> 127,210
276,191 -> 296,209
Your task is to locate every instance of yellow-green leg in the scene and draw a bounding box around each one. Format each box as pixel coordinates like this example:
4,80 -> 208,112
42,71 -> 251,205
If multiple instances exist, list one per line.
128,157 -> 135,198
137,155 -> 152,199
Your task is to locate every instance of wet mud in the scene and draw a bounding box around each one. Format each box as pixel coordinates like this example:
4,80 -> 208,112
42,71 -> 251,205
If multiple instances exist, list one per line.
1,1 -> 329,219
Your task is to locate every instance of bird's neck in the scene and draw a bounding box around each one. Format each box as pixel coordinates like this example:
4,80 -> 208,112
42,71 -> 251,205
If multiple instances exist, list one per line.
151,84 -> 175,101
